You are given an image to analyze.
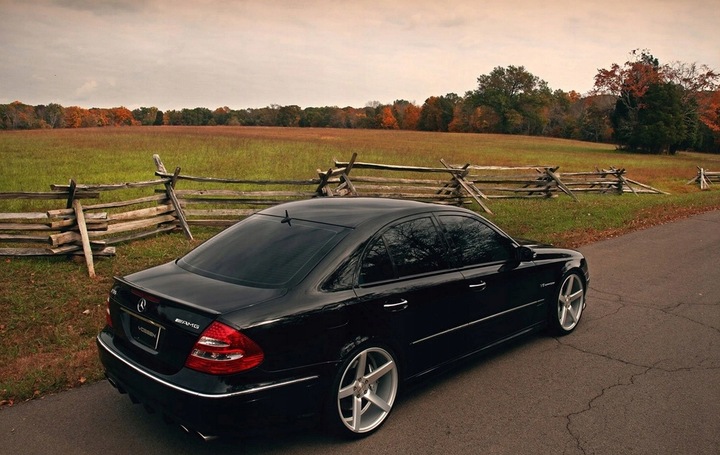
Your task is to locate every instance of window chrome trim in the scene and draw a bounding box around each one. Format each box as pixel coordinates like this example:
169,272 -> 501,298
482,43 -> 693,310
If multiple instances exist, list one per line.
97,335 -> 318,399
411,299 -> 543,345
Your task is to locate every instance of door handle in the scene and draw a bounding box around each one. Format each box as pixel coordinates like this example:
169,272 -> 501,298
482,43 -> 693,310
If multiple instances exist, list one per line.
383,299 -> 408,311
469,282 -> 487,291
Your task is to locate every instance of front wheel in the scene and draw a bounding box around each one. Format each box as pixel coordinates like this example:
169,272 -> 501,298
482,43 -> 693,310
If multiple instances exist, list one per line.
551,272 -> 586,335
328,345 -> 399,437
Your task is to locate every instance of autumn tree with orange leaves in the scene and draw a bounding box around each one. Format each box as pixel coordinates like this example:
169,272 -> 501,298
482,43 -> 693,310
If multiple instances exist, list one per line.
594,50 -> 719,153
379,106 -> 399,129
394,101 -> 420,130
418,95 -> 459,132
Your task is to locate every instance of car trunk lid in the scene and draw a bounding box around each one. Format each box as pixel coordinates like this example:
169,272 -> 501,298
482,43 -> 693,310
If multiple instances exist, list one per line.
107,261 -> 286,374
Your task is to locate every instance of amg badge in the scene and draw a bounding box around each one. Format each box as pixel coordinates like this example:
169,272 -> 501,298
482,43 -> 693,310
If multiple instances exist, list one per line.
174,318 -> 200,330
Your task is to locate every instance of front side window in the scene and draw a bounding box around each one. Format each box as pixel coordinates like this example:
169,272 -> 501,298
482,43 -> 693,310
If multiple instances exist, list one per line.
359,217 -> 448,285
439,215 -> 514,267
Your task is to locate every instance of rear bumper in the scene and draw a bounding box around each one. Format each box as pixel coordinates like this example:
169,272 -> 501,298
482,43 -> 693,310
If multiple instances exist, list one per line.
97,331 -> 325,436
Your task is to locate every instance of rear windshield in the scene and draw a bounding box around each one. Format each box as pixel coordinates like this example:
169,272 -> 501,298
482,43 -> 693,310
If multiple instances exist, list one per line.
178,214 -> 349,288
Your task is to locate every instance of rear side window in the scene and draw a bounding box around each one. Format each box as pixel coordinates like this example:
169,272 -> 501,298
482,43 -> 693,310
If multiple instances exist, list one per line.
439,215 -> 514,267
360,217 -> 448,284
178,215 -> 348,288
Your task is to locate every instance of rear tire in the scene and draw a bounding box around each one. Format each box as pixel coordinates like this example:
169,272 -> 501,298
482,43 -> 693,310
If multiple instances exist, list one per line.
551,272 -> 586,335
326,344 -> 399,438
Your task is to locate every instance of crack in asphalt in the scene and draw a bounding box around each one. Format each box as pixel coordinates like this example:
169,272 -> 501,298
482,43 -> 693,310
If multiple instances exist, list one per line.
551,338 -> 659,455
553,332 -> 720,454
559,356 -> 720,454
660,301 -> 720,335
588,284 -> 720,334
555,212 -> 720,453
552,280 -> 720,454
587,286 -> 622,302
561,361 -> 651,455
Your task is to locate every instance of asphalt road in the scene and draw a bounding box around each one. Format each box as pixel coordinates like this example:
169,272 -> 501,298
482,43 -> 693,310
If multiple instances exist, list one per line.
1,210 -> 719,455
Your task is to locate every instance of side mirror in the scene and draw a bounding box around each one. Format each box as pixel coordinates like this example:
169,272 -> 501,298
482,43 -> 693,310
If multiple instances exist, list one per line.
516,246 -> 536,262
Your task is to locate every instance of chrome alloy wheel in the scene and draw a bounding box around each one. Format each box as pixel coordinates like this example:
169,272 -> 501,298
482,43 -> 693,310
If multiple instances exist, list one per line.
336,347 -> 398,435
557,273 -> 585,332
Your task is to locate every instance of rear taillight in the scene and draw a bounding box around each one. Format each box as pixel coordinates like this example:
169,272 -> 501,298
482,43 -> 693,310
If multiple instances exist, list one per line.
185,321 -> 264,375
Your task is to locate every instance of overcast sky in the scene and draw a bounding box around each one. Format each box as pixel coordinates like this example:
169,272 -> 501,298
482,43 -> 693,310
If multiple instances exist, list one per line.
1,0 -> 718,111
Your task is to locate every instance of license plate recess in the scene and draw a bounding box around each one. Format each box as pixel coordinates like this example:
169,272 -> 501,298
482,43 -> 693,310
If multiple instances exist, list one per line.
124,310 -> 163,350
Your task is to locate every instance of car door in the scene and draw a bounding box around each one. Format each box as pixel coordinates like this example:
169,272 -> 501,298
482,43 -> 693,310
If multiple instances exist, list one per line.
437,214 -> 545,351
351,215 -> 471,378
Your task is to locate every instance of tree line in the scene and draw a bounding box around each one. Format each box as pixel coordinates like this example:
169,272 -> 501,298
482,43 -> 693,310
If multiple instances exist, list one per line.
2,50 -> 718,154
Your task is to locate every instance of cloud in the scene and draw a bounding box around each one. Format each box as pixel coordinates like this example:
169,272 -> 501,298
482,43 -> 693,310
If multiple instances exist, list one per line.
75,80 -> 98,98
1,0 -> 718,109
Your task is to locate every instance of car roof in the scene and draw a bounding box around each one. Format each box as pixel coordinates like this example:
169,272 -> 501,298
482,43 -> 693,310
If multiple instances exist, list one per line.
258,197 -> 466,228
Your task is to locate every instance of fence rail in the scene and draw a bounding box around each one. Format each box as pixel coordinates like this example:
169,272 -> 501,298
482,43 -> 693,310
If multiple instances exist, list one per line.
1,154 -> 671,277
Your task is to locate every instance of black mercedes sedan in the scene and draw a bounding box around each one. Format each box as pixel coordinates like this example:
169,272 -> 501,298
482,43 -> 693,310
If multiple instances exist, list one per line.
97,197 -> 588,439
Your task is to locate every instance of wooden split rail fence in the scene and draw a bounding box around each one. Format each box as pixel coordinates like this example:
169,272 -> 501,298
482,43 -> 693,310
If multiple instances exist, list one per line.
0,177 -> 183,277
152,154 -> 322,229
329,160 -> 667,206
687,167 -> 720,190
326,155 -> 493,213
0,184 -> 104,263
456,165 -> 668,198
1,153 -> 669,277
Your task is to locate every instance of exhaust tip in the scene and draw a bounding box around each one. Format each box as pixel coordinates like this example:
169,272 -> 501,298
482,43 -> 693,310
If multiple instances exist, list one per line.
179,424 -> 218,442
105,375 -> 127,394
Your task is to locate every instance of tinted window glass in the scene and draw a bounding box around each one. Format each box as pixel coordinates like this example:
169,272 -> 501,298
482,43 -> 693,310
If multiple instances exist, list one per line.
359,217 -> 448,285
439,215 -> 514,267
359,237 -> 395,284
384,217 -> 447,277
323,250 -> 361,291
178,215 -> 348,288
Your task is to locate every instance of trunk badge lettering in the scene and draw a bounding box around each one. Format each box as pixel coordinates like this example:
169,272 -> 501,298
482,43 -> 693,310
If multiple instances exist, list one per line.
175,318 -> 200,330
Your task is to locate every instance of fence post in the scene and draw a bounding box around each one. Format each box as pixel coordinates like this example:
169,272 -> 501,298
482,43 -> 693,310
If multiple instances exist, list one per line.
337,152 -> 358,196
545,167 -> 579,201
315,168 -> 333,196
65,179 -> 97,275
614,168 -> 638,195
165,167 -> 193,241
72,199 -> 95,278
153,155 -> 193,240
440,159 -> 493,215
65,179 -> 77,209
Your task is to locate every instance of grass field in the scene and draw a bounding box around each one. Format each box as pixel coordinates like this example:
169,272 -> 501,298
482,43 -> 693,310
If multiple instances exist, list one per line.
1,126 -> 719,406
